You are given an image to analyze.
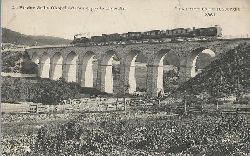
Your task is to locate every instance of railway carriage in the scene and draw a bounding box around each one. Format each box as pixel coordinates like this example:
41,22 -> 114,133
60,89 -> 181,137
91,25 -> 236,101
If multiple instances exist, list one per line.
142,30 -> 161,39
127,32 -> 141,40
72,25 -> 222,44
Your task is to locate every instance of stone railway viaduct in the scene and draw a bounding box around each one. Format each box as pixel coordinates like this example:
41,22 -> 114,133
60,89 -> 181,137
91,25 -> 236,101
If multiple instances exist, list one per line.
25,39 -> 250,96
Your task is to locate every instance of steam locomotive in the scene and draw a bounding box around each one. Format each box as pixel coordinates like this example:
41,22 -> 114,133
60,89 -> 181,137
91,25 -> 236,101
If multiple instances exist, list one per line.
72,25 -> 222,44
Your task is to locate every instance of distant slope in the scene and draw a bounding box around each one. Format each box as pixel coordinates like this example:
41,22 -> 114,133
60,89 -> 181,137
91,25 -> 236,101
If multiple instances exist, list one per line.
2,28 -> 72,46
175,43 -> 250,97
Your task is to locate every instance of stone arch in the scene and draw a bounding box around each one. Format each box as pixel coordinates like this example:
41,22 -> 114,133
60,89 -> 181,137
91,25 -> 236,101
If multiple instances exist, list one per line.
147,49 -> 173,96
39,52 -> 50,78
124,50 -> 141,94
50,52 -> 63,80
189,48 -> 215,77
31,52 -> 39,64
98,50 -> 120,94
64,51 -> 79,82
80,51 -> 96,87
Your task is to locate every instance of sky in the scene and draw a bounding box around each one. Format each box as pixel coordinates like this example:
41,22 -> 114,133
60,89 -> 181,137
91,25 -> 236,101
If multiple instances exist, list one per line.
2,0 -> 250,40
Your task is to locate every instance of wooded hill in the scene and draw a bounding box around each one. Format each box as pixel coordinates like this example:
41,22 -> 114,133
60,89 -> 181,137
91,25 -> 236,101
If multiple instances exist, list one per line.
2,28 -> 72,46
175,43 -> 250,98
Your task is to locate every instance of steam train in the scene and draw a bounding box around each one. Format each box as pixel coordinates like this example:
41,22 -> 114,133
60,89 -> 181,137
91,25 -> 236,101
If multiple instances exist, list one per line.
72,25 -> 222,44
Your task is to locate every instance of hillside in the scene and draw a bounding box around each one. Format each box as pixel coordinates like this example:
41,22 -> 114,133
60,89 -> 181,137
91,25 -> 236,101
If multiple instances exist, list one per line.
175,43 -> 250,99
1,77 -> 108,104
1,28 -> 72,46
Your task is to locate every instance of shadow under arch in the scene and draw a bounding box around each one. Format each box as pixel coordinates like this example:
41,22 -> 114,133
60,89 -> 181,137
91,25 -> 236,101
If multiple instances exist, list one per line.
31,52 -> 39,64
187,47 -> 216,77
100,50 -> 121,65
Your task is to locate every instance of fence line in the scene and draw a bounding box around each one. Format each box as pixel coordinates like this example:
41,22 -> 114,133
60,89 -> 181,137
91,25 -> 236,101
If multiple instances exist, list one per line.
1,72 -> 37,78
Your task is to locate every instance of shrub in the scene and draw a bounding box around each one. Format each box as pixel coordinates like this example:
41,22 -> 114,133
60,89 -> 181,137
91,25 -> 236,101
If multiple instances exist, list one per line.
1,77 -> 81,105
2,51 -> 38,74
34,114 -> 250,155
20,61 -> 38,74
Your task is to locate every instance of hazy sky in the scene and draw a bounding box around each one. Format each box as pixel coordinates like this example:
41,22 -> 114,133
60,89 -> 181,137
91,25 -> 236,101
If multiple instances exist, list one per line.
2,0 -> 250,39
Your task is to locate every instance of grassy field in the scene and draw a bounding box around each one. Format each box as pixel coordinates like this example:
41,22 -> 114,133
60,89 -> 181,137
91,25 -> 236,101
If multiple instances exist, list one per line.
2,106 -> 250,155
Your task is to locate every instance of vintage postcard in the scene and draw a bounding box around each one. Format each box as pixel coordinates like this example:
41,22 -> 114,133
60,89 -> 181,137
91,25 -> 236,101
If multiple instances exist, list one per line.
1,0 -> 250,155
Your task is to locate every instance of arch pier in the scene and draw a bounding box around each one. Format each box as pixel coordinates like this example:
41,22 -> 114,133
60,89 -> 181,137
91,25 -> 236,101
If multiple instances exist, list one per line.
146,50 -> 169,97
179,48 -> 216,83
120,51 -> 140,94
96,51 -> 118,94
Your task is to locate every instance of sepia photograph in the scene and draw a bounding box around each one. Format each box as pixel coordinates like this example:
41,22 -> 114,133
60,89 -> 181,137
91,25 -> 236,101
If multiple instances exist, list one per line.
1,0 -> 250,155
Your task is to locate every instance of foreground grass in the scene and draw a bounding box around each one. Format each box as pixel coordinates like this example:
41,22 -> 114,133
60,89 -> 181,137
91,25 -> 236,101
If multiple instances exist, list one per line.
2,111 -> 250,156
